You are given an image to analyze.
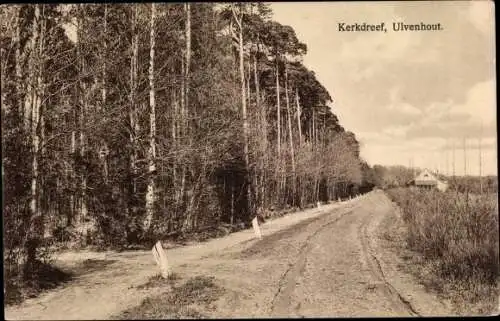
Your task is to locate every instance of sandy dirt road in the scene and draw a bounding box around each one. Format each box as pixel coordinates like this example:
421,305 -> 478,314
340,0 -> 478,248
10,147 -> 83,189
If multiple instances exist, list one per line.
4,191 -> 453,319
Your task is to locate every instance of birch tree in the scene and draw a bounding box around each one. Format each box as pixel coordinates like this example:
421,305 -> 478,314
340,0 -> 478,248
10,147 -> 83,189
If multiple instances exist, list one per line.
144,3 -> 156,232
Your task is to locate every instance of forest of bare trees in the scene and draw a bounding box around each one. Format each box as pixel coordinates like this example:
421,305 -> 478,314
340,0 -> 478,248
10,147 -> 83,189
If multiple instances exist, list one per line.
1,3 -> 370,284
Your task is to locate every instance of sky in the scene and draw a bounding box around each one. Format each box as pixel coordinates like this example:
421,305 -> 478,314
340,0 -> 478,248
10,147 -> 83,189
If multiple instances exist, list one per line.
270,1 -> 497,176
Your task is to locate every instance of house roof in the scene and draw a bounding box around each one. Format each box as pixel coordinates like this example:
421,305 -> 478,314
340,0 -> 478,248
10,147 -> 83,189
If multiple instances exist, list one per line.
415,169 -> 437,182
412,169 -> 448,186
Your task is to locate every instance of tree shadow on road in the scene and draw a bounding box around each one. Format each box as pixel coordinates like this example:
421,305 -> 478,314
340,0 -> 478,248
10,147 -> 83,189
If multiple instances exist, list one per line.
5,258 -> 118,306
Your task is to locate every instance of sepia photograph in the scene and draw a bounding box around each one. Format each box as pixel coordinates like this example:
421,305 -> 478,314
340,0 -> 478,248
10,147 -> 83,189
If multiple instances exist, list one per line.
1,1 -> 498,319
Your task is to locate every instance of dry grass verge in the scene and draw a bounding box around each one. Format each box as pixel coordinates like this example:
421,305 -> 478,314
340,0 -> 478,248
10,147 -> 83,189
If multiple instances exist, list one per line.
116,275 -> 224,319
386,188 -> 499,315
136,272 -> 181,290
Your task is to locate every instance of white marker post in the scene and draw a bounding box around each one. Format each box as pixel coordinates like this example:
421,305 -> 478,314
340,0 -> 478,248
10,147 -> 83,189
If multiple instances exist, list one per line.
338,197 -> 341,202
152,240 -> 171,279
252,216 -> 262,239
317,201 -> 321,208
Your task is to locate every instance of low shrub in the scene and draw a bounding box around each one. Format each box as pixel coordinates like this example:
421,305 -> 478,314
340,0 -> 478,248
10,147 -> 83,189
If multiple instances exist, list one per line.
386,188 -> 499,313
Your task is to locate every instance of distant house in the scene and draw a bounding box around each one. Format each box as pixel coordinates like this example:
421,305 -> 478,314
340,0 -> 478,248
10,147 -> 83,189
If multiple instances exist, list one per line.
408,169 -> 448,192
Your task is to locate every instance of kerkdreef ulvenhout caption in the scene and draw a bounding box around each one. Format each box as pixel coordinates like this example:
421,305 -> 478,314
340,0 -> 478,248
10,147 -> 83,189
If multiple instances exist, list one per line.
338,22 -> 443,32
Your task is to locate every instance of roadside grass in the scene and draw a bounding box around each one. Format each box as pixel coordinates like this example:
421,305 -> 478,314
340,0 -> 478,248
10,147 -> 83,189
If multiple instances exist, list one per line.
136,272 -> 181,290
386,187 -> 499,315
117,275 -> 224,319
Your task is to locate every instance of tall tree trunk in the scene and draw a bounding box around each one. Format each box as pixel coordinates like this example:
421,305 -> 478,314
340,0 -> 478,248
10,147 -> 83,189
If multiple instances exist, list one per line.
253,55 -> 265,210
102,4 -> 107,108
239,16 -> 251,217
79,92 -> 87,232
246,55 -> 251,106
144,3 -> 156,232
101,4 -> 109,184
181,3 -> 194,231
172,88 -> 180,214
77,5 -> 88,239
285,64 -> 296,205
294,88 -> 302,207
275,55 -> 283,207
254,55 -> 260,111
0,47 -> 4,114
178,65 -> 186,230
129,5 -> 139,196
38,4 -> 46,225
295,88 -> 302,145
68,7 -> 80,228
24,19 -> 34,134
14,7 -> 24,123
26,4 -> 44,271
180,58 -> 185,140
312,108 -> 319,202
312,108 -> 316,147
275,56 -> 281,157
69,125 -> 76,227
184,3 -> 191,132
232,4 -> 252,217
308,114 -> 312,144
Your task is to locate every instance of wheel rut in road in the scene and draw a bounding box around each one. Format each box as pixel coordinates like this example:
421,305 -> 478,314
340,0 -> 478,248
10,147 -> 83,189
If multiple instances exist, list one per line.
258,194 -> 424,317
270,206 -> 357,316
359,212 -> 421,317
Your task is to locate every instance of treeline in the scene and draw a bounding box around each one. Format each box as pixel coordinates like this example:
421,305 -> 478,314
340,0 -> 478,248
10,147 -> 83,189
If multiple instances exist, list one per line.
447,176 -> 497,194
363,164 -> 497,194
362,164 -> 414,189
1,3 -> 371,276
